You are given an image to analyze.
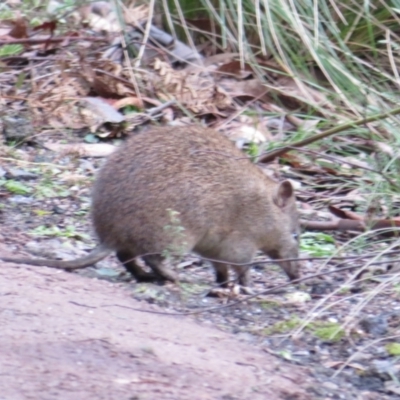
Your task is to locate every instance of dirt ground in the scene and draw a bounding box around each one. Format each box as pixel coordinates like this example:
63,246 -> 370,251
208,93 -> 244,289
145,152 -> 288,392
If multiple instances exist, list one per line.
0,243 -> 317,400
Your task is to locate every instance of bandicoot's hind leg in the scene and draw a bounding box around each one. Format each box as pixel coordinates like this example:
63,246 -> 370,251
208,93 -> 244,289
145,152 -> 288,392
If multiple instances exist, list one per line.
142,254 -> 178,282
212,262 -> 230,287
116,250 -> 158,282
232,265 -> 251,287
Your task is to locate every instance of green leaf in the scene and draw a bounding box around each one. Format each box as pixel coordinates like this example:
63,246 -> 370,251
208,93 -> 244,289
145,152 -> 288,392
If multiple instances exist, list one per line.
0,44 -> 23,57
4,180 -> 32,195
386,343 -> 400,356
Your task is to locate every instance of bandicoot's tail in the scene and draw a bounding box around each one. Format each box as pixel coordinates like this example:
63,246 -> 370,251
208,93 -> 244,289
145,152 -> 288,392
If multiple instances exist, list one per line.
0,245 -> 111,270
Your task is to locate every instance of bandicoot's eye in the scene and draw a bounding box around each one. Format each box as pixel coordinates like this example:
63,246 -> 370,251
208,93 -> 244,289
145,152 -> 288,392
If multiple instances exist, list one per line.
292,233 -> 299,240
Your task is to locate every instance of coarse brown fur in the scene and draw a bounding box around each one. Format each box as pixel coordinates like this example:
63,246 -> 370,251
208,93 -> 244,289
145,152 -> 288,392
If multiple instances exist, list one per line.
1,125 -> 301,286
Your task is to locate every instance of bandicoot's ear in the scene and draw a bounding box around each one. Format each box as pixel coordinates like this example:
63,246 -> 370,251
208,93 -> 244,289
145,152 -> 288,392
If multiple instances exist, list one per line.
273,180 -> 295,208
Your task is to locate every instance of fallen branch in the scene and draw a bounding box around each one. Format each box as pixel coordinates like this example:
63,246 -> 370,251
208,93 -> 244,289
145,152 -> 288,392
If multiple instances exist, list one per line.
301,218 -> 400,233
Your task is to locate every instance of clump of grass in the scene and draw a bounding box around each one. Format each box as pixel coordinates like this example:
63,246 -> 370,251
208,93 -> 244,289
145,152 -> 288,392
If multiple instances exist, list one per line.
263,317 -> 302,335
263,318 -> 344,342
259,300 -> 281,309
300,232 -> 336,257
1,180 -> 31,195
29,225 -> 90,240
309,322 -> 345,343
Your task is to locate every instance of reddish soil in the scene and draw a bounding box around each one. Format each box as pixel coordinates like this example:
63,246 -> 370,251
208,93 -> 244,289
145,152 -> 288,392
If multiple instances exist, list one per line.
0,243 -> 314,400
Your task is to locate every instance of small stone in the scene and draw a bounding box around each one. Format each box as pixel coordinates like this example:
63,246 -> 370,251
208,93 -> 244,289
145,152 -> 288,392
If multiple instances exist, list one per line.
292,350 -> 310,357
285,291 -> 311,303
368,359 -> 398,380
310,281 -> 333,296
5,168 -> 38,181
359,314 -> 388,336
322,381 -> 339,391
385,381 -> 400,395
2,115 -> 34,140
8,195 -> 34,204
350,352 -> 372,362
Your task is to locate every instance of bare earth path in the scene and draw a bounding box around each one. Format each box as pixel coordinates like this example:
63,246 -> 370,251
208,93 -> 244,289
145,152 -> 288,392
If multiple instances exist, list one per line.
0,244 -> 314,400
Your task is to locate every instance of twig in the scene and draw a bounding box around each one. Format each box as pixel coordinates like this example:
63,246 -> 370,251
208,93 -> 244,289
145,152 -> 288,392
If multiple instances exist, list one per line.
332,334 -> 400,378
121,248 -> 400,267
147,100 -> 176,115
99,263 -> 371,317
0,157 -> 68,169
0,37 -> 108,45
